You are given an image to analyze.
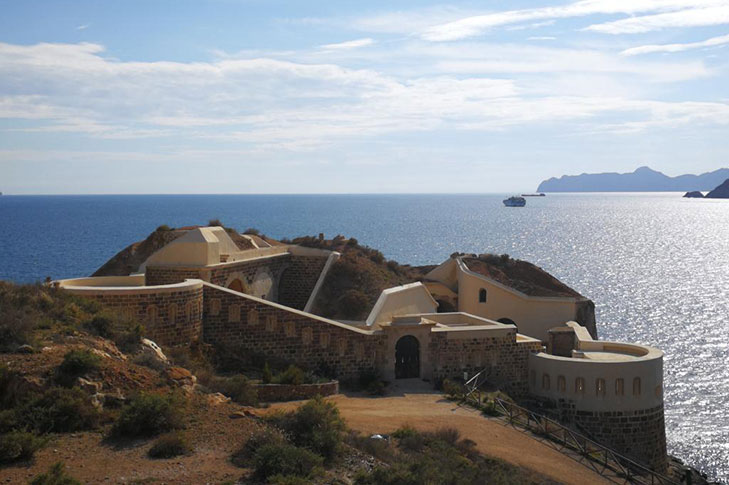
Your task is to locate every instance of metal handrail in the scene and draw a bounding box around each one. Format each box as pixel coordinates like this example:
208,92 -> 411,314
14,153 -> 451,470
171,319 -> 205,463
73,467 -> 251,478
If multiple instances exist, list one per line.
459,374 -> 680,485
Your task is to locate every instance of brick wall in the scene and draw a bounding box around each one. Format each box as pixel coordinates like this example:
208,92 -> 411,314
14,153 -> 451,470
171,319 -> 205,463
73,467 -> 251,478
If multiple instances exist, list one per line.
278,256 -> 328,310
67,284 -> 204,347
202,283 -> 387,380
429,332 -> 538,397
145,254 -> 326,308
556,401 -> 667,472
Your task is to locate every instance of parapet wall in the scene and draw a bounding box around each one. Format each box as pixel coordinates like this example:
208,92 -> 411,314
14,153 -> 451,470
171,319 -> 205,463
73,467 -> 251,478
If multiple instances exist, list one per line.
145,252 -> 327,308
58,279 -> 204,347
430,329 -> 542,397
201,283 -> 387,380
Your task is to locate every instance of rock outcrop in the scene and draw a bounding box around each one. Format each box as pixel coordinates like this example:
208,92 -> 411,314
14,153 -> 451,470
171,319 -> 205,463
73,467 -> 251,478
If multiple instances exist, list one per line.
683,191 -> 704,198
705,178 -> 729,199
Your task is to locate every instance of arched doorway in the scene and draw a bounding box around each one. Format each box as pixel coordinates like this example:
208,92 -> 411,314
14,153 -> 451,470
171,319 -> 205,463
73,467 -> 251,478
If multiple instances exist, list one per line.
497,318 -> 517,331
395,335 -> 420,379
228,279 -> 245,293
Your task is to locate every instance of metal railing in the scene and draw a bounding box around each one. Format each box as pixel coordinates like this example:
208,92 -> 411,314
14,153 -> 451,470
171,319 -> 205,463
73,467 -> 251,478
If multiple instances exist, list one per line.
461,370 -> 680,485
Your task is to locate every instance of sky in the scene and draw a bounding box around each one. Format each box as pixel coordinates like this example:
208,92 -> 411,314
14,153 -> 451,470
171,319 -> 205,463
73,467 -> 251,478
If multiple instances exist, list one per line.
0,0 -> 728,194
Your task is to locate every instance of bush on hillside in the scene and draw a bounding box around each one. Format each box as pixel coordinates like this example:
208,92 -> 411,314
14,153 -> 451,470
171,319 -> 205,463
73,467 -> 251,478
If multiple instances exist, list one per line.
0,431 -> 46,464
207,374 -> 258,406
354,425 -> 522,485
267,396 -> 345,460
29,462 -> 81,485
19,387 -> 100,433
231,427 -> 287,468
84,312 -> 143,353
253,443 -> 323,481
56,349 -> 102,386
148,432 -> 192,458
112,392 -> 185,438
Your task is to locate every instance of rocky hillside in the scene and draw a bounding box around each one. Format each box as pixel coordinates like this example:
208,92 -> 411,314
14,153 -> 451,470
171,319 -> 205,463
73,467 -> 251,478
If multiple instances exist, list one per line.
291,235 -> 433,321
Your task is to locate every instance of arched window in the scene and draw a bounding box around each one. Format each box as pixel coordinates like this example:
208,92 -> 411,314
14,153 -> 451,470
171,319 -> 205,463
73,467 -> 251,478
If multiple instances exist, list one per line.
633,377 -> 641,396
615,378 -> 624,396
478,288 -> 487,303
542,373 -> 550,390
557,375 -> 566,392
596,378 -> 606,397
575,377 -> 585,394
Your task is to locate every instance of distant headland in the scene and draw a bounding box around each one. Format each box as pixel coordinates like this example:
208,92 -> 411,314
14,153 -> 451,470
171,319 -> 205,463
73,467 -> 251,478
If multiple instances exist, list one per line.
537,166 -> 729,192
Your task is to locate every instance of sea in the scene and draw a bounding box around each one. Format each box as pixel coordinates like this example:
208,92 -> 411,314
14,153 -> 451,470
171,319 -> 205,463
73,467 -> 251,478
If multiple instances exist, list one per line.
1,193 -> 727,482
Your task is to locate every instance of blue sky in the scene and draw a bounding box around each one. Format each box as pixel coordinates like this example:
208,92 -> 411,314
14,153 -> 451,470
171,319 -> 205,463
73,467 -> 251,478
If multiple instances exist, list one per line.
1,0 -> 728,194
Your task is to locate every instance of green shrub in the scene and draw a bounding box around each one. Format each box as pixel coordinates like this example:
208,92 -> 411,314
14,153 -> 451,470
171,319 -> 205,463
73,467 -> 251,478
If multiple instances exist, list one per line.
0,365 -> 28,409
156,225 -> 172,232
84,312 -> 143,353
253,444 -> 323,481
231,427 -> 286,468
210,375 -> 258,406
243,227 -> 260,235
148,432 -> 191,458
29,462 -> 81,485
268,475 -> 314,485
267,396 -> 345,460
354,463 -> 416,485
393,426 -> 425,453
0,431 -> 46,464
19,387 -> 100,433
56,349 -> 101,386
431,427 -> 461,446
112,392 -> 185,438
441,379 -> 463,399
263,362 -> 273,384
273,365 -> 306,386
208,219 -> 223,227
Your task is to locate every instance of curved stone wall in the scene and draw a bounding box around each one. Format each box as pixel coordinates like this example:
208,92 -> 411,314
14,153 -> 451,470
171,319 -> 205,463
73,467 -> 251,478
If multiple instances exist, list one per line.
57,278 -> 204,347
528,346 -> 666,471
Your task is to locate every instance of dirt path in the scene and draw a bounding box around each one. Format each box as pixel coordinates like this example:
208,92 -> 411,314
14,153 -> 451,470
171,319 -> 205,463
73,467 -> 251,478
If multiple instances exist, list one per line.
266,380 -> 611,485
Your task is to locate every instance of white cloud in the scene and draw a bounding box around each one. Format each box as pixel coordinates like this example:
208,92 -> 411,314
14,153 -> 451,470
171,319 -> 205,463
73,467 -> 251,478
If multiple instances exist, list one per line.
320,38 -> 374,50
622,33 -> 729,55
527,36 -> 557,41
586,6 -> 729,34
420,0 -> 726,41
0,41 -> 727,151
76,24 -> 90,31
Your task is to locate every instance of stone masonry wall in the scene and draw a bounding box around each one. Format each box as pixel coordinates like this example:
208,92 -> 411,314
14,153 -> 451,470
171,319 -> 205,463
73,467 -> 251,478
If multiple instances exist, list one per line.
202,283 -> 387,380
73,286 -> 204,348
556,400 -> 667,472
145,254 -> 326,308
278,256 -> 328,310
430,332 -> 540,398
146,267 -> 202,286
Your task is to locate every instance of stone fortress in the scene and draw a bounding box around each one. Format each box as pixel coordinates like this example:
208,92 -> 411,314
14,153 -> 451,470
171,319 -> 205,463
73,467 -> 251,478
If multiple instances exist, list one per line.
55,226 -> 667,472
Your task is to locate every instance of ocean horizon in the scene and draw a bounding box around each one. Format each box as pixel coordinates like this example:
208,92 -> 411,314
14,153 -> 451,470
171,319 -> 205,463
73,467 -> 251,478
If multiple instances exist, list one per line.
1,192 -> 727,481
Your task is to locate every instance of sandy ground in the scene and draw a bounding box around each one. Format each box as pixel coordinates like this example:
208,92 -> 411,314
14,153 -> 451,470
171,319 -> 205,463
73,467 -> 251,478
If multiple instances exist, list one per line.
265,380 -> 611,485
